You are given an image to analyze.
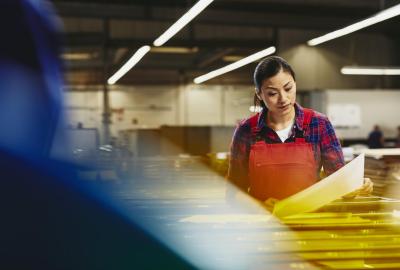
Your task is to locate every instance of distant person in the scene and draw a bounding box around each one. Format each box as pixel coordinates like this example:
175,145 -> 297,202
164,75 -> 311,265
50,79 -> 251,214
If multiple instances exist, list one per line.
367,125 -> 384,149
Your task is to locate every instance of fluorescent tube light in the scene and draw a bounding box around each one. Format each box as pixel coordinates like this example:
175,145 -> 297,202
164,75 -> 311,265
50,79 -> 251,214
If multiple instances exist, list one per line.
150,47 -> 199,54
222,55 -> 245,62
341,66 -> 400,75
308,3 -> 400,46
194,46 -> 276,84
153,0 -> 214,47
107,45 -> 151,85
61,52 -> 93,60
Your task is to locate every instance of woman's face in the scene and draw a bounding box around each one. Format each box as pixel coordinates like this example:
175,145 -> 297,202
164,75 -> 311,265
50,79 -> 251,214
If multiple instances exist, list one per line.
256,69 -> 296,117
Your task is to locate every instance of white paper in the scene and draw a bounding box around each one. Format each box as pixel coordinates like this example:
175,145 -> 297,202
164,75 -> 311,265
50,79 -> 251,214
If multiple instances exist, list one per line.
273,153 -> 365,218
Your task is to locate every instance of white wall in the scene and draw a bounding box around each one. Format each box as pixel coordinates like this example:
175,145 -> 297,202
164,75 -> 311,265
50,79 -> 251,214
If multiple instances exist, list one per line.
186,85 -> 223,126
109,86 -> 178,135
224,85 -> 256,126
64,87 -> 400,143
324,90 -> 400,139
64,84 -> 255,136
64,91 -> 102,130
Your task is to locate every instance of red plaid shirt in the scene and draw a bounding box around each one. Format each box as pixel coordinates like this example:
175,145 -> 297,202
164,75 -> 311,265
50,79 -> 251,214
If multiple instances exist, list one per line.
228,103 -> 345,192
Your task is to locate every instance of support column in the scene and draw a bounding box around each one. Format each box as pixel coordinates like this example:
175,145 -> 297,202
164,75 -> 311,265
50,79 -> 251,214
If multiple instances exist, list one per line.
102,18 -> 112,144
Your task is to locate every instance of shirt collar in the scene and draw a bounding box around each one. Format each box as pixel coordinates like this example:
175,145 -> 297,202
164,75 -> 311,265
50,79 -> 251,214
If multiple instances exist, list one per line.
257,102 -> 306,131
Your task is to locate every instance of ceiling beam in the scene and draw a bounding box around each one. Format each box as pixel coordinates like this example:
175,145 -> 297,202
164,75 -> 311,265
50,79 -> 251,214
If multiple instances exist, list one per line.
195,48 -> 236,68
64,33 -> 275,49
54,1 -> 378,19
54,2 -> 371,30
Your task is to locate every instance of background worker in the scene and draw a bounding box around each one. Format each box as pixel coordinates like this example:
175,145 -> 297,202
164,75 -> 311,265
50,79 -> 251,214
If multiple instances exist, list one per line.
367,125 -> 384,149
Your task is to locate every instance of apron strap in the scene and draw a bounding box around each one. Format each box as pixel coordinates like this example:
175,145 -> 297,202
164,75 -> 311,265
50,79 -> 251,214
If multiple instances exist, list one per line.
251,108 -> 314,143
250,113 -> 261,143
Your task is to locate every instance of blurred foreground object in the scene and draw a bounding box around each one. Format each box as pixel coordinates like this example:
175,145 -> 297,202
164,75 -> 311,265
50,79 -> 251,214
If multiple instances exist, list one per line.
0,1 -> 191,269
0,0 -> 63,158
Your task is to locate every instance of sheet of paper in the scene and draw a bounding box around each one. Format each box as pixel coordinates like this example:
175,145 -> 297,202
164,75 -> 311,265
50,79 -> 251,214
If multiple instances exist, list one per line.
273,153 -> 365,218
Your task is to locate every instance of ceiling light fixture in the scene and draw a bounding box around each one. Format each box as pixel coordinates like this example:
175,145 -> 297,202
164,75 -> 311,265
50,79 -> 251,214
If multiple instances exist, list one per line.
308,3 -> 400,46
61,52 -> 93,60
222,55 -> 245,62
107,45 -> 151,85
194,46 -> 276,84
341,66 -> 400,75
150,47 -> 199,54
153,0 -> 214,47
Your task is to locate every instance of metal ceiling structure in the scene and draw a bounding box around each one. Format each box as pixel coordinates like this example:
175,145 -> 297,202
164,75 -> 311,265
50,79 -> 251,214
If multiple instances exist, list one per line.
51,0 -> 400,86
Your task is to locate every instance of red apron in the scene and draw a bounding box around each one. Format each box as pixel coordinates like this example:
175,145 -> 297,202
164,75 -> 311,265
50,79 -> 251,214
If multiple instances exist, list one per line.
248,109 -> 318,201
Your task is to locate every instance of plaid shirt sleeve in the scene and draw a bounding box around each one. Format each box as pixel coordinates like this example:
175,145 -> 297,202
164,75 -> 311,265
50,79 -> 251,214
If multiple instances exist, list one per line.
227,120 -> 251,192
317,113 -> 345,175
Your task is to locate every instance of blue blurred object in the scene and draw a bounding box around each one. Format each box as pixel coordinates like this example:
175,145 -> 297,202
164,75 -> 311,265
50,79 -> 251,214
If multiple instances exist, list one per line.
0,0 -> 62,157
0,148 -> 192,269
0,1 -> 192,268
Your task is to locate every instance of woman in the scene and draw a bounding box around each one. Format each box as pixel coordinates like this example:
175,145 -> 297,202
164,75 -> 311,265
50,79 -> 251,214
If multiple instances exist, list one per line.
228,56 -> 372,202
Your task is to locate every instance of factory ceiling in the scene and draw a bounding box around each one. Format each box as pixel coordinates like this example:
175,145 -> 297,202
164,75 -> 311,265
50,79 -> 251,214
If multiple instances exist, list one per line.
51,0 -> 400,86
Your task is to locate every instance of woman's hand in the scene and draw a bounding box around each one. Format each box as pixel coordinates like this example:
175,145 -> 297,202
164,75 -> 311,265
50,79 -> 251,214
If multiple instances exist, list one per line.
342,178 -> 373,199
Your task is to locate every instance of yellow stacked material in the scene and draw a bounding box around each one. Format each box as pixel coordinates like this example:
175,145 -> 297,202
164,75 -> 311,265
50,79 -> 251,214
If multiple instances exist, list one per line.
358,149 -> 400,198
133,155 -> 400,269
276,198 -> 400,269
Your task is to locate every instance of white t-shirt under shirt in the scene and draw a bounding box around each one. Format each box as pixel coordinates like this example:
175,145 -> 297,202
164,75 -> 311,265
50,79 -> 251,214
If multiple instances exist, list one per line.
275,123 -> 294,142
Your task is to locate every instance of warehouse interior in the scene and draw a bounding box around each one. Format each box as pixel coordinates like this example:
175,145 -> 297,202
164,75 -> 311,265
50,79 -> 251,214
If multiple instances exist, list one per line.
55,0 -> 400,153
3,0 -> 400,269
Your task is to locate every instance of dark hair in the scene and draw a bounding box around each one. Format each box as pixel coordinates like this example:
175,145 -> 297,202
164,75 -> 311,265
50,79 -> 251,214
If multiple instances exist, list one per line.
253,56 -> 295,109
